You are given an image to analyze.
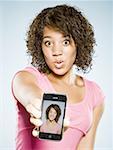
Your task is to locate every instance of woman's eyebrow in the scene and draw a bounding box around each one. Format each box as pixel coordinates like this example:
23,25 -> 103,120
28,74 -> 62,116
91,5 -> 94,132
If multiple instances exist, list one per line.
63,35 -> 70,38
43,36 -> 52,39
42,35 -> 71,40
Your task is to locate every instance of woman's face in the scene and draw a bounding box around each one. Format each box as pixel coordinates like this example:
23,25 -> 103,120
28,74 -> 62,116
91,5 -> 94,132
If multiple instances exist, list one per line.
48,107 -> 57,121
42,26 -> 77,75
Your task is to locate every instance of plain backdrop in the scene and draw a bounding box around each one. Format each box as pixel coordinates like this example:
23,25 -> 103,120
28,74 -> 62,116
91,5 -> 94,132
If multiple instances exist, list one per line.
0,0 -> 112,149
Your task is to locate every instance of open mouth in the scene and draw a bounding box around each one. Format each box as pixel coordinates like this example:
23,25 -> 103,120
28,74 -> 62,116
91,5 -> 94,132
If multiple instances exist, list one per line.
54,61 -> 64,69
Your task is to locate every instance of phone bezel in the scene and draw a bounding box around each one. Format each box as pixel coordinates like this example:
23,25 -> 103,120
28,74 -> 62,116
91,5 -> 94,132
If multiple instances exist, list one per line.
39,93 -> 67,141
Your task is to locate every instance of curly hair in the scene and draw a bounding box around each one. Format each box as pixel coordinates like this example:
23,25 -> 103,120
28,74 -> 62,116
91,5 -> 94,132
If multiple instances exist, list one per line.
26,4 -> 96,73
46,104 -> 61,123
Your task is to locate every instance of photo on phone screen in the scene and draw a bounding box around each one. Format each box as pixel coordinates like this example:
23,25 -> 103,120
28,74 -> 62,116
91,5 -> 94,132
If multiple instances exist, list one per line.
39,93 -> 67,141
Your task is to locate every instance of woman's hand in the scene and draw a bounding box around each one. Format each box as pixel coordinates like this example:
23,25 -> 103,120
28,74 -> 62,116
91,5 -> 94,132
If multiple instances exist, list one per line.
25,98 -> 43,137
26,98 -> 70,137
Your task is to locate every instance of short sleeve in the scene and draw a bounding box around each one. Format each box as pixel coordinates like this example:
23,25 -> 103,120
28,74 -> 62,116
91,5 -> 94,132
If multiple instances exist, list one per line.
92,82 -> 105,108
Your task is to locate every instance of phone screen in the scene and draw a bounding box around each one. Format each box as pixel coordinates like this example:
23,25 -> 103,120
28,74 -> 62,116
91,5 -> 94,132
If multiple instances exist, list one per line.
39,93 -> 67,141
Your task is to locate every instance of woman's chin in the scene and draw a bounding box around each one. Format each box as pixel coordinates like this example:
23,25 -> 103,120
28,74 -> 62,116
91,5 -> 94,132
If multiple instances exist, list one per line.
52,68 -> 67,76
49,119 -> 55,122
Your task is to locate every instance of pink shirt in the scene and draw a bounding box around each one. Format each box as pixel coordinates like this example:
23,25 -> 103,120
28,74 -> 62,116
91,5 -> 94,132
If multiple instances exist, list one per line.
11,66 -> 105,150
40,121 -> 61,134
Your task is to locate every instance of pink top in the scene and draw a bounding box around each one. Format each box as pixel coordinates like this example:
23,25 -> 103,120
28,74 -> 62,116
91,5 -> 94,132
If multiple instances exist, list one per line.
11,66 -> 105,150
40,121 -> 61,134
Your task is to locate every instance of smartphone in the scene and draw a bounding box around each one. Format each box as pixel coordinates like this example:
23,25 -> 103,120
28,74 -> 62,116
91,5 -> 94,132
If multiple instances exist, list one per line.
39,93 -> 67,141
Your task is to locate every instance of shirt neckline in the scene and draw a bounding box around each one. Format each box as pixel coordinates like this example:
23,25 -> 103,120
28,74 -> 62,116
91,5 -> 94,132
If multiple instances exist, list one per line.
43,73 -> 87,107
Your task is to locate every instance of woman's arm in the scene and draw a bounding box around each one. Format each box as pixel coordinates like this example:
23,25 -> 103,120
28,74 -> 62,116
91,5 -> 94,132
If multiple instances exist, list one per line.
77,102 -> 104,150
13,71 -> 43,119
13,71 -> 70,137
13,71 -> 43,107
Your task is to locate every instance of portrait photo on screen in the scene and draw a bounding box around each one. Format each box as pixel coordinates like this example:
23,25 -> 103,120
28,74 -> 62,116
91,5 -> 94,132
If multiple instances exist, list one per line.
40,100 -> 65,134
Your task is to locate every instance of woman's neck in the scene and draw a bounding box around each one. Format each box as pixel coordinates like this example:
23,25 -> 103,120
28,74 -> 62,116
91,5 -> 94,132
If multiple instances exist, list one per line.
48,66 -> 76,86
47,119 -> 56,124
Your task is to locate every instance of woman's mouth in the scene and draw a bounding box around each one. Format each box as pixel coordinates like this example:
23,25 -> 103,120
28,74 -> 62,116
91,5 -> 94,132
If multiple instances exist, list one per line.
54,61 -> 64,69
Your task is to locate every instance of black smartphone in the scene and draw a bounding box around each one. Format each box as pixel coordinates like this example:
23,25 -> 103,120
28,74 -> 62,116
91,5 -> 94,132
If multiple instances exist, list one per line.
39,93 -> 67,141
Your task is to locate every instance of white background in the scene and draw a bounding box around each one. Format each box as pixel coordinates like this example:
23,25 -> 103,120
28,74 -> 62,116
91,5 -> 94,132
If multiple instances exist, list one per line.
0,0 -> 112,149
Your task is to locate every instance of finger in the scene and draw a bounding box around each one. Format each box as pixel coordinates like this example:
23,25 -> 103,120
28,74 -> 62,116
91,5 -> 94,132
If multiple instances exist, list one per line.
33,98 -> 42,110
30,117 -> 43,126
63,118 -> 70,132
32,127 -> 39,137
26,103 -> 41,118
64,118 -> 70,127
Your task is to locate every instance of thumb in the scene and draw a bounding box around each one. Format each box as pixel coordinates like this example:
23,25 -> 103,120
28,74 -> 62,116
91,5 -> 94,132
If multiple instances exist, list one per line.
63,117 -> 70,132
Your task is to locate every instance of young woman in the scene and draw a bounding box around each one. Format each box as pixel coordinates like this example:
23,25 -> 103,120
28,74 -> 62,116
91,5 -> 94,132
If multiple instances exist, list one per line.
40,104 -> 61,134
12,4 -> 105,150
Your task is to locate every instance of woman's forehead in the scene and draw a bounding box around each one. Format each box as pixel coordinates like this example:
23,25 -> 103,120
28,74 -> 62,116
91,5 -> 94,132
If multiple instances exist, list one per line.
50,107 -> 57,112
43,26 -> 71,38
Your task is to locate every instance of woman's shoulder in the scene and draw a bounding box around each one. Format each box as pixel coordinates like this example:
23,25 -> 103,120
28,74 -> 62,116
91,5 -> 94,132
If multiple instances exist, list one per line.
12,66 -> 39,83
23,65 -> 42,75
83,76 -> 102,90
76,74 -> 98,88
56,123 -> 61,129
13,66 -> 44,82
83,77 -> 105,108
41,121 -> 48,127
16,65 -> 42,74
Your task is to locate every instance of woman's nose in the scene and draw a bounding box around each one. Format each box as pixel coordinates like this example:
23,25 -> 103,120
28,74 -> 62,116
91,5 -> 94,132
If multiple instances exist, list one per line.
52,44 -> 63,56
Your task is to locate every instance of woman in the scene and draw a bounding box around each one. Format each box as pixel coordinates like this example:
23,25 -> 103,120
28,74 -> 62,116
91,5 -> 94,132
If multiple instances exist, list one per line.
12,4 -> 105,150
40,104 -> 61,134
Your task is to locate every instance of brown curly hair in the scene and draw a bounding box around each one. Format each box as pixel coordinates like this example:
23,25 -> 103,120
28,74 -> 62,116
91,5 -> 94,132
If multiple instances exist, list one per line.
26,4 -> 96,73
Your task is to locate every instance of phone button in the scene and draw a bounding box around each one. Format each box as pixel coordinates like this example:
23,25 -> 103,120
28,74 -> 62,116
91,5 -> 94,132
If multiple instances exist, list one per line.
48,135 -> 52,138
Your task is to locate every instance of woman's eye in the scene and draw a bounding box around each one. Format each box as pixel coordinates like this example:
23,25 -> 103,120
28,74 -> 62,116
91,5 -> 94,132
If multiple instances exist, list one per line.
63,40 -> 70,46
44,41 -> 52,47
